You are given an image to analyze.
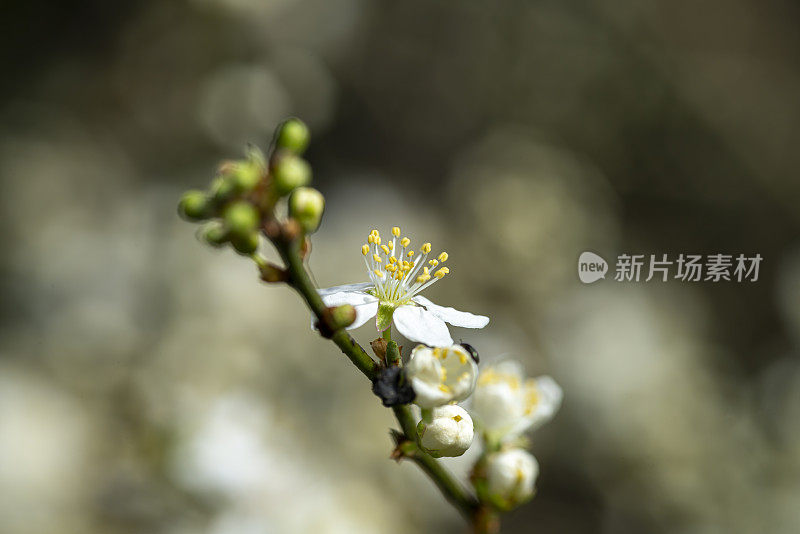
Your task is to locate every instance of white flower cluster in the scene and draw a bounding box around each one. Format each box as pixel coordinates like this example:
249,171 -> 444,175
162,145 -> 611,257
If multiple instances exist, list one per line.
319,227 -> 563,509
403,345 -> 562,509
470,360 -> 562,509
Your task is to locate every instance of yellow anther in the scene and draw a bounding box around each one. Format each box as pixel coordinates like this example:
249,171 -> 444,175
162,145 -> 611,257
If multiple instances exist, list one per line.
428,259 -> 438,267
368,234 -> 375,244
361,244 -> 369,255
395,272 -> 403,280
371,229 -> 379,236
375,236 -> 381,245
438,384 -> 452,393
438,252 -> 448,262
374,269 -> 384,278
389,256 -> 397,264
421,243 -> 432,254
434,268 -> 448,279
407,251 -> 414,257
459,352 -> 467,364
373,254 -> 382,263
386,264 -> 397,272
453,414 -> 463,422
388,241 -> 394,250
416,274 -> 431,284
423,266 -> 430,275
400,237 -> 410,248
381,245 -> 390,255
392,226 -> 401,237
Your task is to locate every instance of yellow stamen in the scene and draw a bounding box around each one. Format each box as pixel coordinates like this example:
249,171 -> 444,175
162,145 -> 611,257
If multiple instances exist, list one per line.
434,268 -> 448,279
407,251 -> 414,257
438,252 -> 448,262
392,226 -> 401,237
421,243 -> 432,254
374,269 -> 384,278
373,254 -> 382,262
428,259 -> 438,267
400,237 -> 410,247
361,244 -> 369,255
381,245 -> 390,255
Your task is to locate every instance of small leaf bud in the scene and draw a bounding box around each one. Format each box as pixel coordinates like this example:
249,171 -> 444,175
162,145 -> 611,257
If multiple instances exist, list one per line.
178,190 -> 211,221
231,231 -> 260,255
231,160 -> 263,192
275,118 -> 310,154
288,187 -> 325,233
224,201 -> 260,237
329,304 -> 357,330
273,155 -> 311,196
202,224 -> 228,247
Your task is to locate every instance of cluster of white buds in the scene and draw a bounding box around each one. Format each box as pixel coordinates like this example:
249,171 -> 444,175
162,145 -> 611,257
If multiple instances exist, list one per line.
406,344 -> 479,457
470,359 -> 563,510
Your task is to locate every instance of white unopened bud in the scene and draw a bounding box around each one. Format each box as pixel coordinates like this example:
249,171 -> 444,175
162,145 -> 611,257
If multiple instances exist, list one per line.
485,449 -> 538,508
405,345 -> 478,409
416,405 -> 474,458
471,360 -> 562,443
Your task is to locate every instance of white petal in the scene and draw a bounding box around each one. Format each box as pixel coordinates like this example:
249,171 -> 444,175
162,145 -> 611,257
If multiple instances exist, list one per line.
509,375 -> 563,437
393,305 -> 453,346
413,296 -> 490,329
321,290 -> 378,307
318,282 -> 374,297
318,290 -> 378,330
528,375 -> 563,429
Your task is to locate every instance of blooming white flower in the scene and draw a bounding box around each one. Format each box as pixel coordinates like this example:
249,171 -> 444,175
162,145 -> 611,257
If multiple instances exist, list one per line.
416,405 -> 474,458
405,344 -> 479,408
317,227 -> 489,346
485,449 -> 539,507
470,360 -> 562,443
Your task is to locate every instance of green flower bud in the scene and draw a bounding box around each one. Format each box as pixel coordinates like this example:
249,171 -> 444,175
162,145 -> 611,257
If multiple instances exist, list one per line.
202,224 -> 228,247
224,201 -> 260,237
178,190 -> 211,221
329,304 -> 357,330
273,155 -> 311,196
231,161 -> 263,192
231,231 -> 260,255
211,175 -> 237,203
275,118 -> 310,154
288,187 -> 325,233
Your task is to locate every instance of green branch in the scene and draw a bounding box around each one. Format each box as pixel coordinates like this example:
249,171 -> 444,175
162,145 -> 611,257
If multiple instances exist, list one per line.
275,237 -> 378,379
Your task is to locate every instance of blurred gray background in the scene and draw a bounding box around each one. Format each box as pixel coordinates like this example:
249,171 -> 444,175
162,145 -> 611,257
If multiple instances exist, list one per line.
2,0 -> 800,533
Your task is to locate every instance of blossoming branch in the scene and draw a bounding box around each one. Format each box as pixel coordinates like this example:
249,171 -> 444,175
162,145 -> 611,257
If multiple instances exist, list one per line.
177,118 -> 562,534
